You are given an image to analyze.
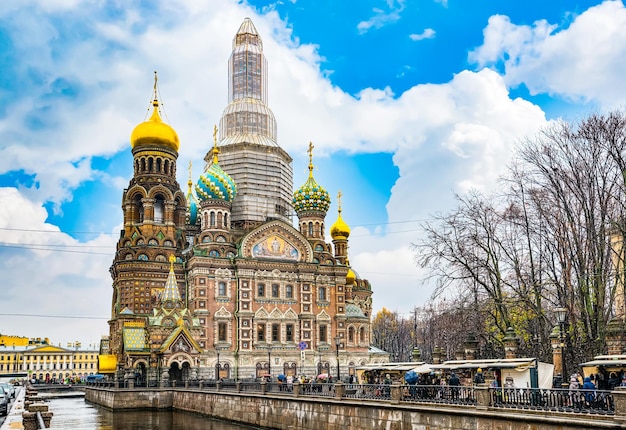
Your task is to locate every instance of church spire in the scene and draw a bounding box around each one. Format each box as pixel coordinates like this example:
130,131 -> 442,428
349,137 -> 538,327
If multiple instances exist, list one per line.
218,17 -> 277,146
162,255 -> 182,303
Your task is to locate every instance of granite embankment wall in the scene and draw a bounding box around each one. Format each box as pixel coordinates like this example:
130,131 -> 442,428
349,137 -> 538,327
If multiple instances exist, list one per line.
85,387 -> 626,430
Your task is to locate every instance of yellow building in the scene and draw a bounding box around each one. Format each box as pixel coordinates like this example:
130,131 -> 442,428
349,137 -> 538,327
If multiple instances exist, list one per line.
0,335 -> 49,348
0,344 -> 99,382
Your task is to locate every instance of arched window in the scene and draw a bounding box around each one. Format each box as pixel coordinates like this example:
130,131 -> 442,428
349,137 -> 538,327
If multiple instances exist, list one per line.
224,213 -> 228,228
348,327 -> 355,343
319,325 -> 327,343
210,212 -> 216,227
308,222 -> 313,236
318,287 -> 326,301
359,327 -> 365,343
154,196 -> 165,223
133,195 -> 144,223
218,323 -> 227,342
218,281 -> 227,296
285,285 -> 293,299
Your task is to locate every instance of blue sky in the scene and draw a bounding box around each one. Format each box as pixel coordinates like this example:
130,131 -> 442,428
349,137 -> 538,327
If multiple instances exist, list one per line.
0,0 -> 624,346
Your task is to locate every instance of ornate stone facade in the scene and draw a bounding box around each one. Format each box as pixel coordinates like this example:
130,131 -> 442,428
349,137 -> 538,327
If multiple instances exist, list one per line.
105,18 -> 374,385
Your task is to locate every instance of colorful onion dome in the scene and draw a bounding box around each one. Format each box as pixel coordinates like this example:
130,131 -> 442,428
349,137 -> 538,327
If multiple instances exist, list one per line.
195,126 -> 237,202
130,72 -> 180,152
293,142 -> 330,214
186,161 -> 199,225
330,191 -> 350,240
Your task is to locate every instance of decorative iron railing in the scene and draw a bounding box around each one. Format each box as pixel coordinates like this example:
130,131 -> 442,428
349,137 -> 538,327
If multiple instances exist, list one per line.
490,387 -> 614,415
300,382 -> 335,398
400,384 -> 476,405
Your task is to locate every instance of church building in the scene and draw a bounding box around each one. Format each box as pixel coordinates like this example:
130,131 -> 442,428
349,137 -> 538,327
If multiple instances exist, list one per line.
102,18 -> 376,385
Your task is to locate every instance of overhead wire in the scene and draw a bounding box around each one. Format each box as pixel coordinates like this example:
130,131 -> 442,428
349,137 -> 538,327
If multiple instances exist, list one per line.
0,313 -> 108,320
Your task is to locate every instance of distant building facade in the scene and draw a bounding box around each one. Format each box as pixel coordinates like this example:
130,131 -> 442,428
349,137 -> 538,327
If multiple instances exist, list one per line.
104,18 -> 375,385
0,335 -> 49,348
0,343 -> 99,381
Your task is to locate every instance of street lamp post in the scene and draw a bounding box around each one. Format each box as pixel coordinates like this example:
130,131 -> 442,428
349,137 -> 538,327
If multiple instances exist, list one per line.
334,336 -> 341,382
216,349 -> 220,381
268,345 -> 272,377
555,307 -> 568,389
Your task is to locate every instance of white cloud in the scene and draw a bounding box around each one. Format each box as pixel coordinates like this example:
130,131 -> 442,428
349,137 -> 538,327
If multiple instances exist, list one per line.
8,0 -> 618,344
0,187 -> 114,346
469,0 -> 626,107
409,28 -> 436,41
357,0 -> 406,34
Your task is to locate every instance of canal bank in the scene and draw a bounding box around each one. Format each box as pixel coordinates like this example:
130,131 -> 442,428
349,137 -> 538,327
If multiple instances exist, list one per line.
1,387 -> 259,430
85,385 -> 626,430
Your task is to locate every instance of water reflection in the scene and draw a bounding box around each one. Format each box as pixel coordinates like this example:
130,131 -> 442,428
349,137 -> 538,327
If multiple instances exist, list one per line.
46,397 -> 261,430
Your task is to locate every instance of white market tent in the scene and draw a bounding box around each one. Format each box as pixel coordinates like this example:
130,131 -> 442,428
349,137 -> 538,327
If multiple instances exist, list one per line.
431,358 -> 554,389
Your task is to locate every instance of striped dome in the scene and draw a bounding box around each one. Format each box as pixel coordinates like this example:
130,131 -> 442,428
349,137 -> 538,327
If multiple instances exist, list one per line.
293,175 -> 330,215
195,163 -> 237,202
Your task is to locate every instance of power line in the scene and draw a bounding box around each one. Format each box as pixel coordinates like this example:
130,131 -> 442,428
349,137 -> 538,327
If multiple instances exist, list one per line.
0,243 -> 111,256
0,241 -> 112,249
0,217 -> 433,237
0,313 -> 109,320
0,227 -> 114,235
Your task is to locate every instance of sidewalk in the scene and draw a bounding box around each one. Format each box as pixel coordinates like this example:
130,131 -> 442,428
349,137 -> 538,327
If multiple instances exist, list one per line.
1,386 -> 25,430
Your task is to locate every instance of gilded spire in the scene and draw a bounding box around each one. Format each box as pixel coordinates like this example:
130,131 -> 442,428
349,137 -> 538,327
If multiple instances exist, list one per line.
293,141 -> 330,215
187,160 -> 193,190
152,70 -> 159,109
337,190 -> 343,216
330,190 -> 351,240
130,71 -> 180,152
212,125 -> 220,165
147,71 -> 161,120
186,160 -> 199,225
307,141 -> 314,178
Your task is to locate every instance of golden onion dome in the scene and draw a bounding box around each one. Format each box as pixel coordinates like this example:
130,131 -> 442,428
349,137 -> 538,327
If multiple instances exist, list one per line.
130,99 -> 180,152
346,268 -> 356,285
330,211 -> 350,240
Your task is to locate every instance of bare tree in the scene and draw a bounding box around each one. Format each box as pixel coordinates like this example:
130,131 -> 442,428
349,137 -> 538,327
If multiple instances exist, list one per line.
413,111 -> 626,367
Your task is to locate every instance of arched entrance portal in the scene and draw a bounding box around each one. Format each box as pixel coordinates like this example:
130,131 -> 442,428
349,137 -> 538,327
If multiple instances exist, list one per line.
135,362 -> 147,387
168,361 -> 191,385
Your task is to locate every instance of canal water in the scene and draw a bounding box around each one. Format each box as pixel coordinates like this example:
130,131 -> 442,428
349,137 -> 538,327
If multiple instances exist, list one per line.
46,397 -> 264,430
